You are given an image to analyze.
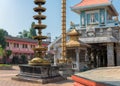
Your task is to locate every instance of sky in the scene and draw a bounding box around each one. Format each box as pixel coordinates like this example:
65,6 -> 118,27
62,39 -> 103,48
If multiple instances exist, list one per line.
0,0 -> 120,41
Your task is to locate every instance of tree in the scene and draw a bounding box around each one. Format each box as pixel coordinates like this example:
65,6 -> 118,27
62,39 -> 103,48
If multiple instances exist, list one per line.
21,54 -> 27,64
29,22 -> 37,38
2,50 -> 12,64
0,45 -> 4,56
18,30 -> 30,38
23,30 -> 29,38
6,50 -> 12,58
18,32 -> 23,38
18,22 -> 37,39
0,29 -> 8,49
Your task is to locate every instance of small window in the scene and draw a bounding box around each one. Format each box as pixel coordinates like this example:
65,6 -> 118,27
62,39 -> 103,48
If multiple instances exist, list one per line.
22,44 -> 24,48
17,44 -> 19,48
14,43 -> 16,48
7,42 -> 9,47
31,45 -> 35,48
31,45 -> 33,48
25,44 -> 27,48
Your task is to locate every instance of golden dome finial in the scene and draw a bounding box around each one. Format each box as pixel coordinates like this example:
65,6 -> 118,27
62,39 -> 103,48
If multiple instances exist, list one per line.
68,29 -> 79,36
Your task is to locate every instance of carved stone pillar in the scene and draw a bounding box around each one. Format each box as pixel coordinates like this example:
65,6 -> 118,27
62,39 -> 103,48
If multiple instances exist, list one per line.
53,47 -> 57,66
107,43 -> 114,66
85,49 -> 89,62
116,44 -> 120,66
75,48 -> 80,71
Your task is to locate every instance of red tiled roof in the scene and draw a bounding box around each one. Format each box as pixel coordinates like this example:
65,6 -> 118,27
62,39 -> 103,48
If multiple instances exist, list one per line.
73,0 -> 110,8
5,36 -> 50,45
11,50 -> 34,54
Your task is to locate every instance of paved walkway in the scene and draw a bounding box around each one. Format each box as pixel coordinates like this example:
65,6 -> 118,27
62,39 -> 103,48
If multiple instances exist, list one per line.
0,66 -> 73,86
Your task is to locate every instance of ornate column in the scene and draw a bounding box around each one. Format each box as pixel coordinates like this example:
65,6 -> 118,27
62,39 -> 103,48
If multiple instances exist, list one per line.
61,0 -> 66,60
75,48 -> 80,71
107,43 -> 114,66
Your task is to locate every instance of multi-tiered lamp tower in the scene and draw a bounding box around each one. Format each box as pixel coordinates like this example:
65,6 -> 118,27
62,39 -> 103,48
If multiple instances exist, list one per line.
29,0 -> 50,65
12,0 -> 64,83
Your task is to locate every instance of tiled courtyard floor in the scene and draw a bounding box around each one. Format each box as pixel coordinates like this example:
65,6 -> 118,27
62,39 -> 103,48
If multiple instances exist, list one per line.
0,66 -> 73,86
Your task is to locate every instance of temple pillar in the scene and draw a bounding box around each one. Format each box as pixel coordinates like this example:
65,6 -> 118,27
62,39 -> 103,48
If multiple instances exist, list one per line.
85,49 -> 89,62
75,48 -> 80,71
107,43 -> 115,66
116,44 -> 120,66
53,47 -> 57,66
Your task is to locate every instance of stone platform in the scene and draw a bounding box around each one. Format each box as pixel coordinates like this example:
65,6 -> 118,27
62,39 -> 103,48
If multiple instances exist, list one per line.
12,65 -> 65,84
72,66 -> 120,86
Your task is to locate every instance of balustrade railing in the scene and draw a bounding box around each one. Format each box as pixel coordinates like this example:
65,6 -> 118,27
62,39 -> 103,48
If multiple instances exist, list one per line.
74,25 -> 118,38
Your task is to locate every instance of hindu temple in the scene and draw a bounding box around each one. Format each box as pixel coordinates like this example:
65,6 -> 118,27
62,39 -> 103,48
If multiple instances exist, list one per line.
48,0 -> 120,71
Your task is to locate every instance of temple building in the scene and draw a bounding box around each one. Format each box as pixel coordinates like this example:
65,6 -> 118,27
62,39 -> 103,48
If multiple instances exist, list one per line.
48,0 -> 120,71
5,36 -> 50,64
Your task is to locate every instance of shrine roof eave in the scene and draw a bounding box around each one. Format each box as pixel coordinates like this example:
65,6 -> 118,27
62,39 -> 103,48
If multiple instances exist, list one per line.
66,41 -> 90,48
109,4 -> 119,16
71,3 -> 111,14
66,45 -> 90,49
80,36 -> 118,44
71,3 -> 118,16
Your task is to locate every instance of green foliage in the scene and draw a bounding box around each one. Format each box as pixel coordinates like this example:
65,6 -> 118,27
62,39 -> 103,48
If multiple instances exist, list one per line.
18,22 -> 37,39
6,50 -> 12,57
23,30 -> 29,38
0,64 -> 11,67
21,54 -> 27,64
18,30 -> 30,38
0,46 -> 4,56
0,29 -> 8,49
30,22 -> 37,38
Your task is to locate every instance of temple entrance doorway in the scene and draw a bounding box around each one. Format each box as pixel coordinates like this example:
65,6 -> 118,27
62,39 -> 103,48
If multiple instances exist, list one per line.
66,48 -> 87,71
87,43 -> 107,68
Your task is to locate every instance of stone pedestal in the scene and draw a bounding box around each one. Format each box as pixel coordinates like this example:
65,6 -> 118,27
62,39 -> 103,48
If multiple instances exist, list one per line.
12,65 -> 64,84
107,43 -> 114,66
59,64 -> 74,78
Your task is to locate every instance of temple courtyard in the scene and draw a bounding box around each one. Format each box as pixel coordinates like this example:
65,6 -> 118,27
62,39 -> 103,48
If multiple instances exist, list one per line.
2,66 -> 120,86
0,66 -> 73,86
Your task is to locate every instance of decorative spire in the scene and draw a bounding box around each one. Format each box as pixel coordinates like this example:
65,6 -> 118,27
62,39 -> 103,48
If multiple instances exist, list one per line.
59,0 -> 67,63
